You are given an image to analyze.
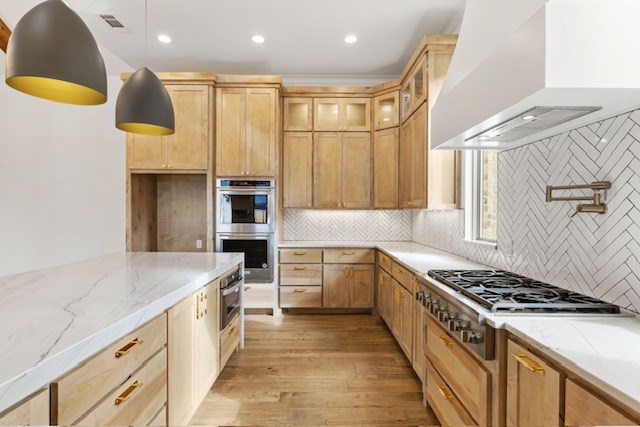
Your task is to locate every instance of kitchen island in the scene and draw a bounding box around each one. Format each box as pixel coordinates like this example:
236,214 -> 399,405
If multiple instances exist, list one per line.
0,252 -> 244,424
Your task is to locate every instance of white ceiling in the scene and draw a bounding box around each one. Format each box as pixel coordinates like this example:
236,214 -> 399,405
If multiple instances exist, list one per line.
1,0 -> 465,84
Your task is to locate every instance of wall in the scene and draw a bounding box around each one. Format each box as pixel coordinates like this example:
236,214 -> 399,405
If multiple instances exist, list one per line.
283,210 -> 412,241
0,56 -> 129,276
413,108 -> 640,313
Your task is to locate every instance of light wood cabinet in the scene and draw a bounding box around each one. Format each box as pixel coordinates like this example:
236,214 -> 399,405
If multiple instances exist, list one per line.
216,87 -> 277,177
565,379 -> 639,426
0,389 -> 48,426
506,339 -> 563,427
399,103 -> 427,208
280,286 -> 322,308
374,91 -> 399,130
220,315 -> 241,369
401,56 -> 427,122
284,97 -> 313,131
391,279 -> 413,361
322,264 -> 374,308
282,132 -> 313,208
425,360 -> 477,427
195,281 -> 220,403
280,249 -> 323,264
128,85 -> 210,171
324,248 -> 374,264
313,132 -> 371,209
377,267 -> 392,325
373,128 -> 399,208
280,264 -> 323,286
314,98 -> 370,131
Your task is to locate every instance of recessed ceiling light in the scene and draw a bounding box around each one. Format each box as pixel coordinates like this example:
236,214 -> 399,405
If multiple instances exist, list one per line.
157,34 -> 172,44
344,35 -> 358,44
252,35 -> 265,44
522,115 -> 536,120
479,135 -> 490,141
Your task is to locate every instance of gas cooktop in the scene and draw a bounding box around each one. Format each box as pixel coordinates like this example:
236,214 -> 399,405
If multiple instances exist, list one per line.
427,270 -> 621,314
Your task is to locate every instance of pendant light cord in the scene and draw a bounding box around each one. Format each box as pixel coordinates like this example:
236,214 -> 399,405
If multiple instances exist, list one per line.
144,0 -> 148,66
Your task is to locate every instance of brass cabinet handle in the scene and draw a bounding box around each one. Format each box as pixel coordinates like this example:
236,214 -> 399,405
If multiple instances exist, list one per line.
412,278 -> 418,286
293,288 -> 307,293
293,251 -> 307,255
244,286 -> 252,291
114,381 -> 142,405
342,251 -> 355,255
229,326 -> 237,334
344,267 -> 348,277
397,268 -> 403,274
115,338 -> 143,359
293,266 -> 307,271
511,353 -> 545,374
438,335 -> 453,348
437,385 -> 453,400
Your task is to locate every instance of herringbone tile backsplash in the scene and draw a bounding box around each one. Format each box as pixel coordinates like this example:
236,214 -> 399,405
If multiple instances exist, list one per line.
283,210 -> 412,241
413,109 -> 640,313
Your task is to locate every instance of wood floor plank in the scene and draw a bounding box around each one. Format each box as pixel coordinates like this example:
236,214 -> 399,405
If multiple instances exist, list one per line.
189,314 -> 439,426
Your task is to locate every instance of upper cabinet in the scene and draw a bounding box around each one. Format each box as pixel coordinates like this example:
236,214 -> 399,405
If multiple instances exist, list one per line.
284,97 -> 313,131
401,56 -> 427,122
282,132 -> 313,208
314,98 -> 370,132
128,84 -> 211,171
399,103 -> 427,208
216,87 -> 277,177
373,91 -> 399,130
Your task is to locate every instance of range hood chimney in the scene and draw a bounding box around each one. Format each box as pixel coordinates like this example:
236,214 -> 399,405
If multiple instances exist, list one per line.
432,0 -> 640,150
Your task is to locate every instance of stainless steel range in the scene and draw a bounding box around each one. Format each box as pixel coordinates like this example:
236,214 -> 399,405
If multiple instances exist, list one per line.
418,269 -> 622,361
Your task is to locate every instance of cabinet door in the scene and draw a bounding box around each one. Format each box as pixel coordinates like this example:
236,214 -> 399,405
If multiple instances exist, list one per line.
167,294 -> 197,426
314,98 -> 341,131
283,133 -> 313,208
400,79 -> 412,122
128,133 -> 166,170
165,85 -> 209,170
323,265 -> 350,308
377,268 -> 389,322
565,379 -> 638,426
342,98 -> 371,131
350,265 -> 374,308
411,57 -> 427,110
195,281 -> 220,403
391,280 -> 403,340
313,133 -> 342,208
246,88 -> 276,176
412,280 -> 425,382
373,128 -> 399,208
284,97 -> 313,131
506,339 -> 563,427
0,389 -> 49,426
216,88 -> 246,176
399,286 -> 414,361
399,119 -> 413,208
409,103 -> 427,208
342,132 -> 371,208
374,92 -> 399,130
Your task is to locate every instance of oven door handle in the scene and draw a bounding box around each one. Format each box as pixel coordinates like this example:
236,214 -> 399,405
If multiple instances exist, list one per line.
222,281 -> 242,296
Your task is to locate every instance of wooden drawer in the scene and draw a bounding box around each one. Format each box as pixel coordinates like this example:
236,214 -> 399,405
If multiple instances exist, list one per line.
280,264 -> 323,285
147,405 -> 166,426
0,389 -> 49,426
425,360 -> 477,427
565,379 -> 639,426
280,249 -> 322,264
280,286 -> 322,308
378,251 -> 393,273
75,348 -> 167,426
52,313 -> 167,425
425,317 -> 490,425
243,282 -> 274,309
391,261 -> 413,291
220,315 -> 241,369
324,248 -> 374,264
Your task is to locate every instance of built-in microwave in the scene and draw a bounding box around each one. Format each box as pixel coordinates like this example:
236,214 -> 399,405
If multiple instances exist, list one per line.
216,179 -> 275,234
216,233 -> 275,283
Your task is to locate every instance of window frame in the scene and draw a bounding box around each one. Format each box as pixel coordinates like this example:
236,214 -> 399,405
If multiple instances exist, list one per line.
464,150 -> 498,248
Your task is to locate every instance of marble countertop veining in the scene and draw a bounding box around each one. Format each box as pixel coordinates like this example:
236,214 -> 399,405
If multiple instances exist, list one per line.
0,252 -> 244,414
279,240 -> 640,412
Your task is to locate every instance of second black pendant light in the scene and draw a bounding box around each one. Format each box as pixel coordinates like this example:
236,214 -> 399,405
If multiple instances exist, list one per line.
115,0 -> 174,136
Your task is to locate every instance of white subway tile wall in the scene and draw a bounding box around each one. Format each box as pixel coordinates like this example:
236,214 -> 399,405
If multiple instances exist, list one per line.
283,210 -> 412,241
413,109 -> 640,313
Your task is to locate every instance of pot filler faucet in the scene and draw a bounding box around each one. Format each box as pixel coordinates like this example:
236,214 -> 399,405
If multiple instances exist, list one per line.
545,181 -> 611,217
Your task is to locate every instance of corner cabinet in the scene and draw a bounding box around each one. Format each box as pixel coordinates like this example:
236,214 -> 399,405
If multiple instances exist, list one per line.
216,87 -> 277,177
128,85 -> 211,171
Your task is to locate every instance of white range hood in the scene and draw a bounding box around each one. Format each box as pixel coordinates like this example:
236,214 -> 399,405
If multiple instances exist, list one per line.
432,0 -> 640,150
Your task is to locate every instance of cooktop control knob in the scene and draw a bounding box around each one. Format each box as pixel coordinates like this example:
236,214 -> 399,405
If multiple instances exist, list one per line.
437,310 -> 449,322
461,329 -> 483,344
447,319 -> 460,332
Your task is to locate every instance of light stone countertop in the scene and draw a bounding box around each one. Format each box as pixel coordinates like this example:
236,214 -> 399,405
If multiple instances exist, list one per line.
279,240 -> 640,413
0,252 -> 244,414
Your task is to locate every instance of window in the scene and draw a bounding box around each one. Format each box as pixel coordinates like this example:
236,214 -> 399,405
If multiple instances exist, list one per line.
465,150 -> 498,245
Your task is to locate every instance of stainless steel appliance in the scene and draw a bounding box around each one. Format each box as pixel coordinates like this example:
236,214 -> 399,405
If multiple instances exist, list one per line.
216,233 -> 275,283
216,179 -> 275,234
220,267 -> 243,330
419,269 -> 623,361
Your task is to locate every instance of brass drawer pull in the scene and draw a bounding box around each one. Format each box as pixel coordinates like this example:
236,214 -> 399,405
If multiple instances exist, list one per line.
115,338 -> 143,359
397,268 -> 403,274
342,251 -> 355,255
438,335 -> 453,348
114,381 -> 142,405
244,286 -> 252,291
293,266 -> 307,271
293,251 -> 307,255
511,353 -> 545,373
293,288 -> 307,293
437,385 -> 453,400
412,279 -> 418,285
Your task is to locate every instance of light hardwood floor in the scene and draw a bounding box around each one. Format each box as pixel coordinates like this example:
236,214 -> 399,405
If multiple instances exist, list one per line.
189,314 -> 439,426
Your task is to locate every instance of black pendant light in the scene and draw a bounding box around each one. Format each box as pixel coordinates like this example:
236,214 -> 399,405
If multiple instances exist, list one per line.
5,0 -> 107,105
115,0 -> 174,136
